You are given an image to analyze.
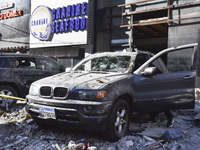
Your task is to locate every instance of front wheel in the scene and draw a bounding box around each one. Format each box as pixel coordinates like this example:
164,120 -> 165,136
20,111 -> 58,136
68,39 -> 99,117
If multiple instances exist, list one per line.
0,86 -> 18,110
105,99 -> 130,141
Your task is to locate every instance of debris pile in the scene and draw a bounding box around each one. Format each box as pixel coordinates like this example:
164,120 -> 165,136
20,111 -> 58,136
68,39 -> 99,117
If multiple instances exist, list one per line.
1,107 -> 33,125
0,101 -> 199,150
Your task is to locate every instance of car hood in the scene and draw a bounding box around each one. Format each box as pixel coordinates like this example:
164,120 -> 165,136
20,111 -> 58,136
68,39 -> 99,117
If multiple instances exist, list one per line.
33,71 -> 129,90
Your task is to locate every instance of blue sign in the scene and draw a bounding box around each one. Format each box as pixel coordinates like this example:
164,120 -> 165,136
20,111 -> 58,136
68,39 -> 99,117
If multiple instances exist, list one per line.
51,2 -> 87,33
30,6 -> 52,41
30,2 -> 87,41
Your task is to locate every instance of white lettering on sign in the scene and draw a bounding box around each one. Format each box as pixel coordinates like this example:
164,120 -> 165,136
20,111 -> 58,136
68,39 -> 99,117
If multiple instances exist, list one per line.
0,3 -> 14,11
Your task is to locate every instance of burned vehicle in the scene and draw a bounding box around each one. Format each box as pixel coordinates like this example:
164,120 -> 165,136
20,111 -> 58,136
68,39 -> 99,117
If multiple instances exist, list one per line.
26,43 -> 197,141
0,53 -> 65,110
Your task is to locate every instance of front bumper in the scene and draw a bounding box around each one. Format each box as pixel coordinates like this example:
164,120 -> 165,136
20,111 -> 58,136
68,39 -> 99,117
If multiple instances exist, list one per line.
26,95 -> 112,131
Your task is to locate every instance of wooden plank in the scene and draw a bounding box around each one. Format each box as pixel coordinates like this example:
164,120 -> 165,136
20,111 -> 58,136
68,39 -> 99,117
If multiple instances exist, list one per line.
120,17 -> 195,28
121,1 -> 200,16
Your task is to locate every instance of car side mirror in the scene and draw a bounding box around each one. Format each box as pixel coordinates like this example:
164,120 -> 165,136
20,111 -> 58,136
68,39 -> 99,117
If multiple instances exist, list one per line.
141,67 -> 157,76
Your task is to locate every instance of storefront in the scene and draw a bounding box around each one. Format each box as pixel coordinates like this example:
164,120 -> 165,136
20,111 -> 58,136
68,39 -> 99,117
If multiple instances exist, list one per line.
0,0 -> 30,53
1,0 -> 200,68
29,0 -> 95,68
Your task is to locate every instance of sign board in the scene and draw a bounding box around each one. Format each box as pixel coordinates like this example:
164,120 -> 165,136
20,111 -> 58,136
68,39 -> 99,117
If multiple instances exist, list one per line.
30,0 -> 89,48
0,3 -> 14,10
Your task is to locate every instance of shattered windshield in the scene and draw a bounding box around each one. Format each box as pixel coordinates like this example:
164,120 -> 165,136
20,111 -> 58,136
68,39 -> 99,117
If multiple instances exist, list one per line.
74,55 -> 131,73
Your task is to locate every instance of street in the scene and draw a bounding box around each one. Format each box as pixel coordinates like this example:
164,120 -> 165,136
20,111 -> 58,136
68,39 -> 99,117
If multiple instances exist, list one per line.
0,101 -> 200,150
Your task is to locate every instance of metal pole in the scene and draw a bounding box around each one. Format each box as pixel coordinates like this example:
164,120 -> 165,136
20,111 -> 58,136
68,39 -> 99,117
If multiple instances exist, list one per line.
129,5 -> 134,52
167,0 -> 171,24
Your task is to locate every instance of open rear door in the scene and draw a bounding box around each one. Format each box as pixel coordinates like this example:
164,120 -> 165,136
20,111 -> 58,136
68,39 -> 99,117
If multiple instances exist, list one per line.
195,33 -> 200,100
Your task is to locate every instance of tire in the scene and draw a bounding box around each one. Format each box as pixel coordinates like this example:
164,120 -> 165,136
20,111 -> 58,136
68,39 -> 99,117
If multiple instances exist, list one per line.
105,99 -> 130,142
0,85 -> 18,110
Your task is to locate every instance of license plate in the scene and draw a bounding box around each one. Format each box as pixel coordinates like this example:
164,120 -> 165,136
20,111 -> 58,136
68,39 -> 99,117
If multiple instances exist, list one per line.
39,107 -> 56,119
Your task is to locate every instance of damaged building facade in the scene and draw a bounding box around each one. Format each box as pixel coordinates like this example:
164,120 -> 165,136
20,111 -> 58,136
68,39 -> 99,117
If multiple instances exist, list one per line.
0,0 -> 200,67
96,0 -> 200,54
0,0 -> 30,52
29,0 -> 200,68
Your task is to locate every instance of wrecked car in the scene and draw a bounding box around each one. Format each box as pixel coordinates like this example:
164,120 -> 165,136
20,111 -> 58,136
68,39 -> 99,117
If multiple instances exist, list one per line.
0,53 -> 65,110
26,43 -> 198,141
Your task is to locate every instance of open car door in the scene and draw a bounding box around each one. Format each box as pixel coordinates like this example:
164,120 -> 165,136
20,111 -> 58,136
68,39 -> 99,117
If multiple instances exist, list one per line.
195,38 -> 200,100
133,43 -> 198,112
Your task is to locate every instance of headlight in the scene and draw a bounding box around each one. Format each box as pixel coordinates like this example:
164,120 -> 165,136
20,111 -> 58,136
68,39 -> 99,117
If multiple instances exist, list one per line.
29,85 -> 39,96
71,90 -> 107,100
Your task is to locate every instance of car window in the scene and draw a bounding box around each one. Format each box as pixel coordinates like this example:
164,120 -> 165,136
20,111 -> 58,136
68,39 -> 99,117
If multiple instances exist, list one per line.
37,59 -> 61,71
134,54 -> 149,70
16,58 -> 36,69
0,57 -> 12,68
149,47 -> 195,74
167,48 -> 194,72
74,55 -> 131,73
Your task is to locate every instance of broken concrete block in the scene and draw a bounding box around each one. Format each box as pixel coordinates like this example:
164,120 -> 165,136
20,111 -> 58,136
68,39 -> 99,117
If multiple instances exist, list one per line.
68,140 -> 76,149
62,146 -> 69,150
164,128 -> 183,140
14,137 -> 28,146
44,135 -> 56,140
107,147 -> 115,150
88,146 -> 97,150
56,143 -> 61,150
74,143 -> 84,149
143,135 -> 156,142
137,128 -> 167,138
26,118 -> 33,124
129,122 -> 144,132
125,140 -> 134,147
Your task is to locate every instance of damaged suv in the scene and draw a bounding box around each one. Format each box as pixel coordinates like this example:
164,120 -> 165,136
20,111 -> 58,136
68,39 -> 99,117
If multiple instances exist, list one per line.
0,53 -> 65,110
26,43 -> 197,141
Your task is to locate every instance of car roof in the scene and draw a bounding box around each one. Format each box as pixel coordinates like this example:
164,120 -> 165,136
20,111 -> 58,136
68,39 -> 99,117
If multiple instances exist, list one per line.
85,50 -> 154,59
0,53 -> 50,58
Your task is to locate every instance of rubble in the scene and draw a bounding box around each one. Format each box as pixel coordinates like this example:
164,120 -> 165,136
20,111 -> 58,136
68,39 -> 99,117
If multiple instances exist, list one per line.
164,128 -> 183,140
0,100 -> 199,150
125,140 -> 134,147
137,128 -> 167,138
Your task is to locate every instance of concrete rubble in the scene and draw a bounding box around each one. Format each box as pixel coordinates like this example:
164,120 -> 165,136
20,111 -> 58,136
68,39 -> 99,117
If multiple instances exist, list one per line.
0,101 -> 199,150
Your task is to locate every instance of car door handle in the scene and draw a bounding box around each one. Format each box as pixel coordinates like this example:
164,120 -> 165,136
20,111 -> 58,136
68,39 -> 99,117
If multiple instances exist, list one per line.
184,75 -> 193,79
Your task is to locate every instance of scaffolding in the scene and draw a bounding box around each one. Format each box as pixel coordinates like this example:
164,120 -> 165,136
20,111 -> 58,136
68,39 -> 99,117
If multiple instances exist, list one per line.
116,0 -> 200,51
118,0 -> 200,27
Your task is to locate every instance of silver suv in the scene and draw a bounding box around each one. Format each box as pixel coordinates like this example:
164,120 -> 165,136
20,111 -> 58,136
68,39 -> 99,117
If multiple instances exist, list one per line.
26,43 -> 197,141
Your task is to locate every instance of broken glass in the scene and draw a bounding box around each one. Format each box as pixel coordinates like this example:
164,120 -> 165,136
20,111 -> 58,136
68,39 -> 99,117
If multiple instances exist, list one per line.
74,55 -> 131,73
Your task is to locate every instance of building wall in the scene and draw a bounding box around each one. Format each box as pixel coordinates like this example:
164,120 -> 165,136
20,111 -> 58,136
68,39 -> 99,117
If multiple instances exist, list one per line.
168,0 -> 200,47
0,0 -> 30,49
95,0 -> 127,52
96,0 -> 200,53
